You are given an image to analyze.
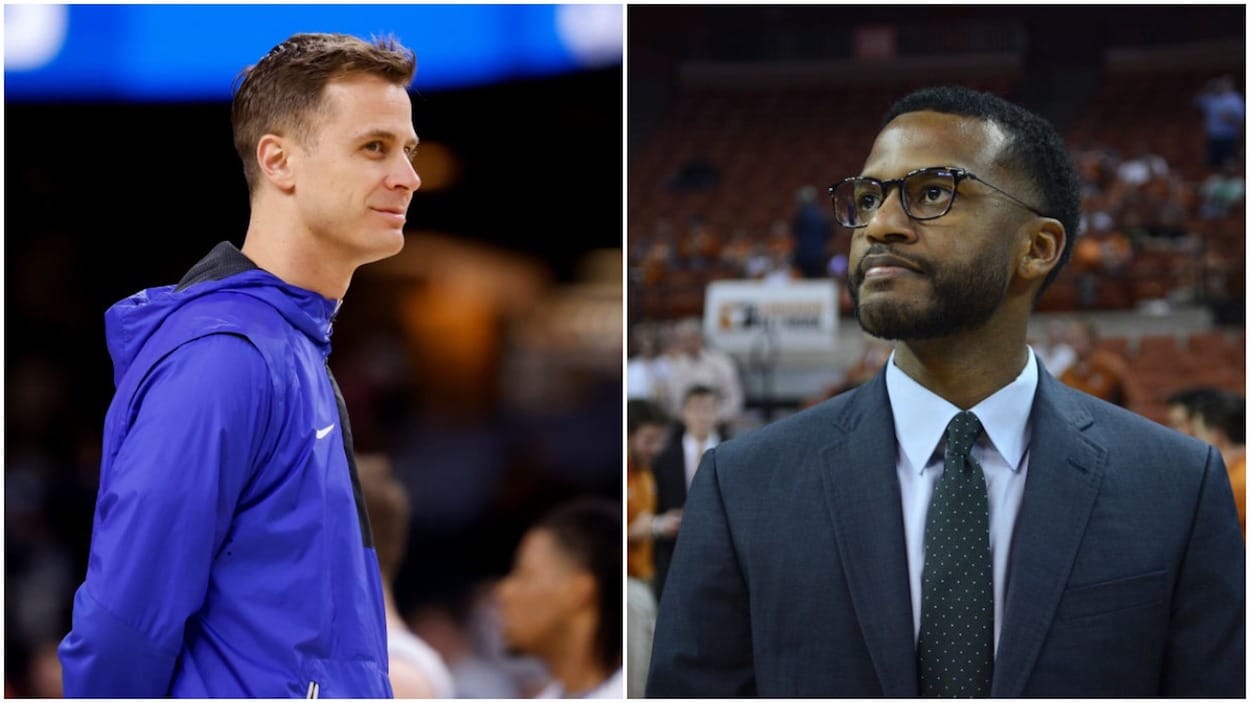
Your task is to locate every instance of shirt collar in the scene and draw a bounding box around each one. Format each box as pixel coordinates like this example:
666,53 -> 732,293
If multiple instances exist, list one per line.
885,346 -> 1039,474
683,431 -> 720,450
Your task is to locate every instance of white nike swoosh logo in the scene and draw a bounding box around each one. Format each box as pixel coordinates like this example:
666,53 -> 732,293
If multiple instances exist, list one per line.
315,424 -> 336,440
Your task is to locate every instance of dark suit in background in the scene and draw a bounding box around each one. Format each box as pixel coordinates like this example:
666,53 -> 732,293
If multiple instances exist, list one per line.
650,425 -> 688,603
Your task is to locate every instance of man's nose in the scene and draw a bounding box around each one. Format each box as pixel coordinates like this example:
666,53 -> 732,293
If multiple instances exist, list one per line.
391,156 -> 421,192
861,187 -> 917,244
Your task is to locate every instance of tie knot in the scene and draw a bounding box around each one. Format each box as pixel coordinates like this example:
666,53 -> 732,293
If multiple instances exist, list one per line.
944,411 -> 982,458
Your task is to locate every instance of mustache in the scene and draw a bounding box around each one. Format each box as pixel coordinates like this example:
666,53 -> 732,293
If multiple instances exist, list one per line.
853,246 -> 929,282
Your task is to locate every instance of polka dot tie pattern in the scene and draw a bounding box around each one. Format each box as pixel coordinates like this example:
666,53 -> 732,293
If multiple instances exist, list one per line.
917,411 -> 993,698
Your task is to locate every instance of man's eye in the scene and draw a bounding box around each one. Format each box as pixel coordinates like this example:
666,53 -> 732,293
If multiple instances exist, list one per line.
920,185 -> 951,203
857,193 -> 881,210
364,142 -> 385,153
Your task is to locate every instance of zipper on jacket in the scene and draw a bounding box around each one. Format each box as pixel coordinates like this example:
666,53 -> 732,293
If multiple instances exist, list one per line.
306,680 -> 320,699
327,298 -> 343,338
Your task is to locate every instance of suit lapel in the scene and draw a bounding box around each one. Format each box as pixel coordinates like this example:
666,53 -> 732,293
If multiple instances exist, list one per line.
992,371 -> 1107,697
819,374 -> 919,697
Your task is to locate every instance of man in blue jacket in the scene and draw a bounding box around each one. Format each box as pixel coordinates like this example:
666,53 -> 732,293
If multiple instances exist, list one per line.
58,32 -> 422,697
648,86 -> 1245,697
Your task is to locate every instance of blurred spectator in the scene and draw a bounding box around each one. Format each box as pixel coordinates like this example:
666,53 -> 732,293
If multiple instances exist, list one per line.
1033,319 -> 1078,378
357,454 -> 454,698
627,321 -> 672,405
791,185 -> 833,278
625,579 -> 655,700
495,499 -> 623,698
25,640 -> 63,698
1071,217 -> 1132,306
1199,158 -> 1246,219
410,586 -> 544,698
1146,176 -> 1193,239
640,239 -> 674,286
624,399 -> 673,697
1189,391 -> 1246,537
1059,319 -> 1129,405
664,152 -> 719,192
1073,141 -> 1119,200
718,226 -> 759,277
1195,76 -> 1246,169
663,317 -> 745,426
626,400 -> 673,584
1078,192 -> 1116,238
651,385 -> 723,601
757,219 -> 801,284
1165,386 -> 1224,437
1115,142 -> 1169,188
637,219 -> 676,286
677,214 -> 722,270
740,228 -> 779,280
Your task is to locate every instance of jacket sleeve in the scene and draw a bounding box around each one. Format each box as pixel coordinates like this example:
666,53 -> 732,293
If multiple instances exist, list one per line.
59,334 -> 273,697
646,446 -> 756,697
1161,445 -> 1246,696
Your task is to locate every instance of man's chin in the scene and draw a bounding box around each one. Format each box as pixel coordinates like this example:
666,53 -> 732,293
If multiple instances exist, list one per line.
377,227 -> 407,254
854,299 -> 933,341
355,230 -> 406,265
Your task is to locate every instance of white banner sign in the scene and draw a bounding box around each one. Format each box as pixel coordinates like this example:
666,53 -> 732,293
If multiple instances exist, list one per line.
704,280 -> 840,357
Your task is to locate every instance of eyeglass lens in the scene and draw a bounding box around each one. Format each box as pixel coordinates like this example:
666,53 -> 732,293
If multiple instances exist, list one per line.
833,169 -> 958,227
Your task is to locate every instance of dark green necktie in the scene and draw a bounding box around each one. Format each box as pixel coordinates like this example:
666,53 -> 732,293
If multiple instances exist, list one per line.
917,411 -> 993,698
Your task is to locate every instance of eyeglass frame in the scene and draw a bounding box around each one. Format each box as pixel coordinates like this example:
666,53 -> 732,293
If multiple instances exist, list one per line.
827,166 -> 1049,229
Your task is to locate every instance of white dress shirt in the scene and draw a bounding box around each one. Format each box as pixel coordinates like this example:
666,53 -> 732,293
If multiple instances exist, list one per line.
681,430 -> 720,490
537,668 -> 623,699
885,348 -> 1038,653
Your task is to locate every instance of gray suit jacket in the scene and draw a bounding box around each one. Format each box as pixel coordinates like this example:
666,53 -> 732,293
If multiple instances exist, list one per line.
647,369 -> 1245,697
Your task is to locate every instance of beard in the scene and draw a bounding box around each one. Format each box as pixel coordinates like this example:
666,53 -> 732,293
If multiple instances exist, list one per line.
848,244 -> 1011,341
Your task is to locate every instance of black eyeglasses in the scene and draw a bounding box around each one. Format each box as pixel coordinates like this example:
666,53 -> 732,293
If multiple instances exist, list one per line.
828,166 -> 1047,229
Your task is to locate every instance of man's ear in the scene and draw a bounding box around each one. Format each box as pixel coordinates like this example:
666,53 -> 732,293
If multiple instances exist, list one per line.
1017,218 -> 1065,283
256,134 -> 296,192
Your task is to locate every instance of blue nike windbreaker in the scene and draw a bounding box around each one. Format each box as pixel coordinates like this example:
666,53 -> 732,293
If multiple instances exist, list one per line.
59,243 -> 393,698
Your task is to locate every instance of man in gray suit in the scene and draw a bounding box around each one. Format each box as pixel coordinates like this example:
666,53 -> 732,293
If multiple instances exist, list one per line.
647,86 -> 1245,697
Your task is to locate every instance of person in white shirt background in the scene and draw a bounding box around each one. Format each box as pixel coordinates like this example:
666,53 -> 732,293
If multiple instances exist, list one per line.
650,385 -> 724,602
662,317 -> 745,429
495,499 -> 622,698
357,454 -> 456,698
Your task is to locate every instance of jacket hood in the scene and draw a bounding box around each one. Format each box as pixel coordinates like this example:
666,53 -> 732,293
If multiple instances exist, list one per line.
104,242 -> 340,385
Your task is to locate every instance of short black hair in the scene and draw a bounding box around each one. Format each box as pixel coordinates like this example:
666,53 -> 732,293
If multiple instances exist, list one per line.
1166,386 -> 1223,412
537,498 -> 622,673
628,398 -> 669,435
682,384 -> 719,407
883,86 -> 1082,296
1192,390 -> 1246,445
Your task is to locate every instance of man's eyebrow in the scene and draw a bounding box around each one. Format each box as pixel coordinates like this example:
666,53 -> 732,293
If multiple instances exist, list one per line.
355,128 -> 420,147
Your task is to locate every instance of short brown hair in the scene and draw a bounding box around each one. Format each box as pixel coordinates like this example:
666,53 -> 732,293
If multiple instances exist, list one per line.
231,32 -> 417,193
